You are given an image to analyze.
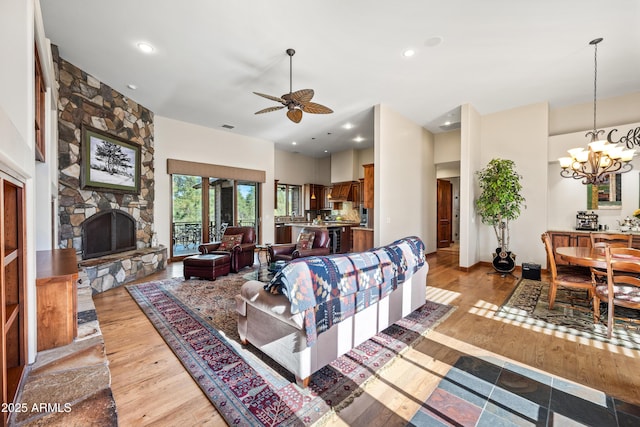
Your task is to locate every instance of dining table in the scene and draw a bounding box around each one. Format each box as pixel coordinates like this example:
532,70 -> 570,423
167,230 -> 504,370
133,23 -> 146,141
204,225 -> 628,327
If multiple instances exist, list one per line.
556,246 -> 640,270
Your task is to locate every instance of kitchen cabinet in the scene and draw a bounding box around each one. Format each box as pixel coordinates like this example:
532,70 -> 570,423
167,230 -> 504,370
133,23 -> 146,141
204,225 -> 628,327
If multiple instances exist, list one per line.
36,249 -> 78,351
363,164 -> 374,209
306,184 -> 324,211
351,182 -> 360,208
322,186 -> 332,210
340,226 -> 352,253
352,228 -> 374,252
275,224 -> 292,244
1,174 -> 27,420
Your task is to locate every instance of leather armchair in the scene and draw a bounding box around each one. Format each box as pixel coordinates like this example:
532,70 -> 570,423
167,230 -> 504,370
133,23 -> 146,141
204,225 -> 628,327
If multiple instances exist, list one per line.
269,227 -> 330,262
199,226 -> 257,272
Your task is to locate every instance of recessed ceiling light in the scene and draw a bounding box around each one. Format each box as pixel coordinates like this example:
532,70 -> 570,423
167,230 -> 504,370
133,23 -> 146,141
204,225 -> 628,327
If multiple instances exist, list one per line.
127,84 -> 137,90
137,42 -> 154,53
292,141 -> 297,145
444,121 -> 451,126
324,150 -> 328,153
425,36 -> 443,47
353,136 -> 365,143
403,49 -> 415,57
343,122 -> 354,129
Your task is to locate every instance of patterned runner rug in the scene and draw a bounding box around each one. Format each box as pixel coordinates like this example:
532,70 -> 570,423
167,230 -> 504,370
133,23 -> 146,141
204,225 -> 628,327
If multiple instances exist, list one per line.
496,278 -> 640,349
126,269 -> 454,426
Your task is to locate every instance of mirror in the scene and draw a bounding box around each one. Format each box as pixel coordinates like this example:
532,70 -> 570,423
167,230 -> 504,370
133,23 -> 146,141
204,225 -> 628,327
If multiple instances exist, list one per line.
587,173 -> 622,209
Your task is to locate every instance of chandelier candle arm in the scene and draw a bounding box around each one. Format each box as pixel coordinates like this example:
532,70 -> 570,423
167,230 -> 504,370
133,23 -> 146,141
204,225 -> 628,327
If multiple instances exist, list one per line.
558,37 -> 635,185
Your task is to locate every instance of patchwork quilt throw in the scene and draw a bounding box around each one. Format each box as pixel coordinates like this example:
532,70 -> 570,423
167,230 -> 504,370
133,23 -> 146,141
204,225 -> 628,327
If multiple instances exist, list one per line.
267,236 -> 426,345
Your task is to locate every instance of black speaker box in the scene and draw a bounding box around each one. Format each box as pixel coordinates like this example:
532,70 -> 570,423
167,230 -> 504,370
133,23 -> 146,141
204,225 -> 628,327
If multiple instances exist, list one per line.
522,263 -> 541,280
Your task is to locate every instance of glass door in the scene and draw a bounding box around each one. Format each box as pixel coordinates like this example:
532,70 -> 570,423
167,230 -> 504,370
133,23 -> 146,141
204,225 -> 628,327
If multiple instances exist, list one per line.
171,174 -> 203,257
237,181 -> 259,238
171,175 -> 261,258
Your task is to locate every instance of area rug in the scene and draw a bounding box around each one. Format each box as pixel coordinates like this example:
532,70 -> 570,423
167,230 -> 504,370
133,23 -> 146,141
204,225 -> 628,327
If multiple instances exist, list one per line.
126,269 -> 454,426
496,278 -> 640,349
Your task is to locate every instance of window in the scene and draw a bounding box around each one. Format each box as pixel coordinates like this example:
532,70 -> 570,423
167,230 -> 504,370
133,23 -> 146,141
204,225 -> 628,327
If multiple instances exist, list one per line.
171,174 -> 260,258
275,183 -> 302,217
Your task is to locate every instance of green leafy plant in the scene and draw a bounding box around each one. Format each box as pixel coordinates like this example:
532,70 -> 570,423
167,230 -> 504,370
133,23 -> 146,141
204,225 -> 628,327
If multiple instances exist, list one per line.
476,158 -> 526,250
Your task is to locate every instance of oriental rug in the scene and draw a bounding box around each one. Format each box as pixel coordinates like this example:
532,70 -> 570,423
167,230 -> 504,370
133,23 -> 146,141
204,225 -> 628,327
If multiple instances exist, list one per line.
126,270 -> 454,426
496,278 -> 640,349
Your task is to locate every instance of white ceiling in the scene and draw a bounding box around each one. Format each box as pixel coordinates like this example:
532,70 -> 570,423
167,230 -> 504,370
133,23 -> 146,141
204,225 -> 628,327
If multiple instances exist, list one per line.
40,1 -> 640,157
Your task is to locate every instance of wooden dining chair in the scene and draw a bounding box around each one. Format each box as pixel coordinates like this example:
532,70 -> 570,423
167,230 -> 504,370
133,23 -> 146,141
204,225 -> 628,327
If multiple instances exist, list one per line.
595,246 -> 640,338
541,233 -> 593,309
589,232 -> 633,287
589,232 -> 633,248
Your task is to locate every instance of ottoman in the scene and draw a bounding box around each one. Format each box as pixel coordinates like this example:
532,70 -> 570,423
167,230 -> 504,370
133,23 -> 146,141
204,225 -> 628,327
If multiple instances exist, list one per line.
183,253 -> 231,280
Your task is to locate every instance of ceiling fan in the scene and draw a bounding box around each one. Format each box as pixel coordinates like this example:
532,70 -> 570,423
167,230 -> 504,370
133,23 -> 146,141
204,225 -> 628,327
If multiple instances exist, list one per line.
254,48 -> 333,123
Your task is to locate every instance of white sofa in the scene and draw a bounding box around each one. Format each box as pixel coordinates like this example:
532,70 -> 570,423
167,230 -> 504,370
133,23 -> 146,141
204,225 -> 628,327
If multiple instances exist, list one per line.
235,237 -> 428,387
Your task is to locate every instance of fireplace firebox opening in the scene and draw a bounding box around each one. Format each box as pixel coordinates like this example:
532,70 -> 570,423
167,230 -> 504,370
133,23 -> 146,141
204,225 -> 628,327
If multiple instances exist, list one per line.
81,209 -> 137,259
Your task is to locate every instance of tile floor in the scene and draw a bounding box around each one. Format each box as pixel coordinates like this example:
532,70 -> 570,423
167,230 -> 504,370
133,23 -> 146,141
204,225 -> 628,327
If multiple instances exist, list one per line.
408,355 -> 640,427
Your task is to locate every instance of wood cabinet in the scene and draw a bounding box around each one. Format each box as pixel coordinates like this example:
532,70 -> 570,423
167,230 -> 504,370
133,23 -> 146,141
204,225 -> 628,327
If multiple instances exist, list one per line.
351,182 -> 360,208
306,184 -> 325,211
275,224 -> 292,244
36,249 -> 78,351
352,228 -> 374,252
340,226 -> 352,253
363,164 -> 374,209
322,186 -> 332,210
547,230 -> 615,266
1,173 -> 27,419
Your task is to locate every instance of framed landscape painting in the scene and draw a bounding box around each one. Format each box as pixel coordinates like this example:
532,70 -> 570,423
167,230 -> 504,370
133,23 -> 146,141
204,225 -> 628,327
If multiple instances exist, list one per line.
81,126 -> 141,194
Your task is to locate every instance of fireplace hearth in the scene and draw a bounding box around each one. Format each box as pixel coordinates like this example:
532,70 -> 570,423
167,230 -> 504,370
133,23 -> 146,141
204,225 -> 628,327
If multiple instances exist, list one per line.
81,209 -> 136,259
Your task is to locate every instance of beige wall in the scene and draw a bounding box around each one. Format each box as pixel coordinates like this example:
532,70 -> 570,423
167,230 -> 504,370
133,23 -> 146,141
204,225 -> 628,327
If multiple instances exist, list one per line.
154,116 -> 276,245
375,104 -> 436,252
550,92 -> 640,136
476,102 -> 549,267
434,129 -> 461,164
274,150 -> 317,185
460,103 -> 482,268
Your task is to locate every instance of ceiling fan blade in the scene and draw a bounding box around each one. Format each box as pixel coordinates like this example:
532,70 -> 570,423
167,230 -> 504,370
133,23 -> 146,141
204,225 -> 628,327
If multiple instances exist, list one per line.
287,109 -> 303,123
255,106 -> 285,114
302,102 -> 333,114
289,89 -> 314,103
253,92 -> 285,103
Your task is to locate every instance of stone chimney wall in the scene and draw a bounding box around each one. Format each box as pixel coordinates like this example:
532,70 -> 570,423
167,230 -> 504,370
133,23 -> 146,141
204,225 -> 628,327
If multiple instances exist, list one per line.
53,45 -> 155,254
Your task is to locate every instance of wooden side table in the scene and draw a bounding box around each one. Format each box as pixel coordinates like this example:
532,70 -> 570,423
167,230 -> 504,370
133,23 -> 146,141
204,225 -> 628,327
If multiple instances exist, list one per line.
36,249 -> 78,351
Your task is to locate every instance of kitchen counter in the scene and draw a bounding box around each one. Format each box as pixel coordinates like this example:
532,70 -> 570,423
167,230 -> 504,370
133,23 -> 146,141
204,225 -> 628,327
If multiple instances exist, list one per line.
352,227 -> 374,231
284,222 -> 359,228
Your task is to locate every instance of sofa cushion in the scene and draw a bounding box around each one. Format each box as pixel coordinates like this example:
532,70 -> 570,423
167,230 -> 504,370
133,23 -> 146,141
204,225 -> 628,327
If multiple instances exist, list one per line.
296,231 -> 315,251
218,233 -> 243,250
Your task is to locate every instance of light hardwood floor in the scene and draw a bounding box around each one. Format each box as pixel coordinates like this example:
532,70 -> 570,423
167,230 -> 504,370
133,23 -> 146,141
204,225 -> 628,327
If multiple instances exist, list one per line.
93,250 -> 640,426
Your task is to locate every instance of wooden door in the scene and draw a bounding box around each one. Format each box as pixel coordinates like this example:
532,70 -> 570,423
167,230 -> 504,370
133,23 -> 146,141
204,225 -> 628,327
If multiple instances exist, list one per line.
437,179 -> 453,248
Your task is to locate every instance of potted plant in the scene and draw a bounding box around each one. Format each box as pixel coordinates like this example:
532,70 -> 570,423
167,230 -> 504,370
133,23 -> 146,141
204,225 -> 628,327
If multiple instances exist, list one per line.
476,158 -> 526,274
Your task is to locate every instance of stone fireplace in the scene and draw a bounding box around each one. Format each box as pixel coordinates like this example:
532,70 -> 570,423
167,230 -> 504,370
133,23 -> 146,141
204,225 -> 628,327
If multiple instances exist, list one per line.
54,46 -> 167,294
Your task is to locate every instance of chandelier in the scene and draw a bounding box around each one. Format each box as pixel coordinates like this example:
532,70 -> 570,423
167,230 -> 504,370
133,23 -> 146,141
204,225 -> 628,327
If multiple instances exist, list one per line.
558,38 -> 634,185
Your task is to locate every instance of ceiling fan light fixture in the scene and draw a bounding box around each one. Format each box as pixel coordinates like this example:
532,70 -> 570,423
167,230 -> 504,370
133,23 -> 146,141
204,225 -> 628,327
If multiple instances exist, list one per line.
254,48 -> 333,123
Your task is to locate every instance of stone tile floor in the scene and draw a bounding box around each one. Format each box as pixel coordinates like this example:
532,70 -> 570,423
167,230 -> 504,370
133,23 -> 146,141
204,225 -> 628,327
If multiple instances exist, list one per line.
9,280 -> 117,426
408,355 -> 640,427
